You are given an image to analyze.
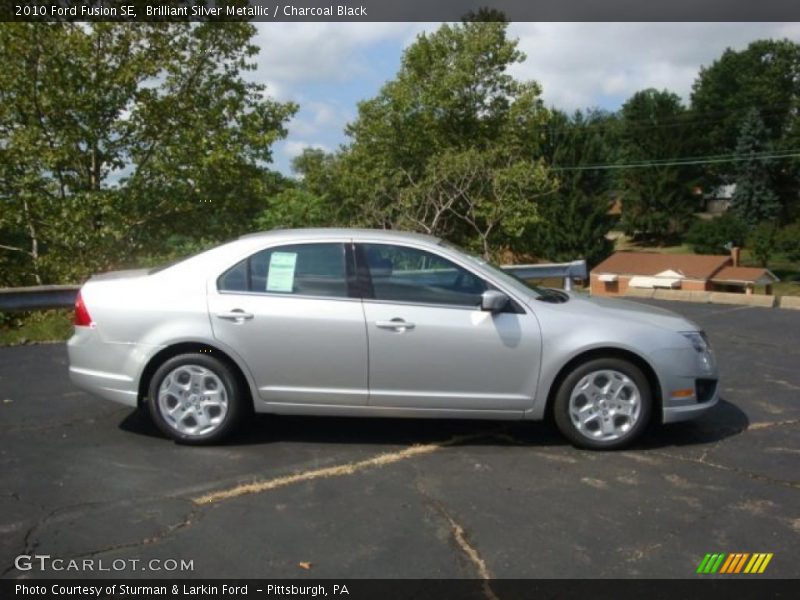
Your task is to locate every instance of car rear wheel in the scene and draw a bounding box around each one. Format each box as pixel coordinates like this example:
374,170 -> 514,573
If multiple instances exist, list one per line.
553,357 -> 652,450
147,353 -> 244,445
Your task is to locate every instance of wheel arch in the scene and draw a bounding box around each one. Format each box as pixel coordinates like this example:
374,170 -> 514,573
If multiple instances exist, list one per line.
137,341 -> 254,410
544,347 -> 663,423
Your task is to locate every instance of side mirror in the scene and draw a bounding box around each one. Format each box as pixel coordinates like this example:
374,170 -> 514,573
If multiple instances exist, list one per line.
481,290 -> 509,313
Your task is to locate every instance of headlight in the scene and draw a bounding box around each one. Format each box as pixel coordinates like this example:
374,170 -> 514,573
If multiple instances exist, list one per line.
681,331 -> 710,353
681,331 -> 714,372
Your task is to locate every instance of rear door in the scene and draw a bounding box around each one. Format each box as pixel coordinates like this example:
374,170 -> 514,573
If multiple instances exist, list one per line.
356,242 -> 541,412
208,240 -> 369,406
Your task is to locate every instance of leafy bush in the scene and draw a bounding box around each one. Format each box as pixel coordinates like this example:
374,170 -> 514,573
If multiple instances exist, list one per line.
685,214 -> 748,255
254,188 -> 333,231
747,223 -> 779,267
778,222 -> 800,262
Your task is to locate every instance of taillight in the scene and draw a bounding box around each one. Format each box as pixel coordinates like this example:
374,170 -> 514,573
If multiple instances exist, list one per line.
74,291 -> 94,327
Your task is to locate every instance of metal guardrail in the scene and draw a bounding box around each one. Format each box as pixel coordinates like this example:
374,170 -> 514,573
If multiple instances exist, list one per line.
503,260 -> 588,291
0,260 -> 587,312
0,285 -> 80,312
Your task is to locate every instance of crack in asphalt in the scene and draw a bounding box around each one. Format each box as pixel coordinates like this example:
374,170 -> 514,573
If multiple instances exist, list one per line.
647,450 -> 800,490
625,418 -> 800,491
749,418 -> 800,430
762,378 -> 800,391
193,428 -> 507,505
415,481 -> 498,600
1,505 -> 54,577
2,429 -> 508,577
64,502 -> 203,562
1,498 -> 201,577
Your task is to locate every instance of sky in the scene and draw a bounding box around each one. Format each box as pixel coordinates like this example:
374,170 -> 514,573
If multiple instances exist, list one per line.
249,22 -> 800,176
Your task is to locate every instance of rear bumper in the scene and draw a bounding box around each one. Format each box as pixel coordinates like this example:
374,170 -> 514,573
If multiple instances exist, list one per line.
69,365 -> 138,407
67,326 -> 141,407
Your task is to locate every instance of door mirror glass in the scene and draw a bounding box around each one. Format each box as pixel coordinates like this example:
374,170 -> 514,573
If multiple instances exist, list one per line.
481,290 -> 509,312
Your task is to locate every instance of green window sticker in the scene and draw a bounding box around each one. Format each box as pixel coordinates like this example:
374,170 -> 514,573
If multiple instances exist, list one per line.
266,252 -> 297,292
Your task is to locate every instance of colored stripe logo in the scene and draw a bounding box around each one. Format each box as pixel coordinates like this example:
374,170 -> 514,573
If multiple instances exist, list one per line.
696,553 -> 773,574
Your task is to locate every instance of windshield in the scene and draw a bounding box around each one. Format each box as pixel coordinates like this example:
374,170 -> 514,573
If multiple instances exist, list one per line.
438,241 -> 547,298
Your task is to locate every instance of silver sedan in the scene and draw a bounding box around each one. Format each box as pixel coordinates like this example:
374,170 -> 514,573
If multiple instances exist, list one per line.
68,228 -> 719,449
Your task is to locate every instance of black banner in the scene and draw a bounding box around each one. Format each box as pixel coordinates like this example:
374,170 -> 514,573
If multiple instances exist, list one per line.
2,579 -> 798,600
3,0 -> 800,22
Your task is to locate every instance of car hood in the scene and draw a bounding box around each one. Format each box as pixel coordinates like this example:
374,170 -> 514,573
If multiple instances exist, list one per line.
537,292 -> 699,333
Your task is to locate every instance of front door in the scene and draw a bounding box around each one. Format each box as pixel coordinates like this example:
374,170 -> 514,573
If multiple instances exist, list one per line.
356,243 -> 541,412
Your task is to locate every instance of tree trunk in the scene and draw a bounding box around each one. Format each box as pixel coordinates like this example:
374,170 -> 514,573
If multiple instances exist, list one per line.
22,199 -> 43,285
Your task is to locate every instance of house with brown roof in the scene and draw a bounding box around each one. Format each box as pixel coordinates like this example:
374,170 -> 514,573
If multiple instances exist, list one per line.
590,248 -> 778,297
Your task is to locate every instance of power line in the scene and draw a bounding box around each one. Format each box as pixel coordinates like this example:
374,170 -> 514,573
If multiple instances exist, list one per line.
551,150 -> 800,171
590,148 -> 799,166
542,102 -> 798,137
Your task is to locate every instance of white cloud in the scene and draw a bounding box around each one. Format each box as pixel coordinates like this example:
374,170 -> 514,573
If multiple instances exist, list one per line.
252,22 -> 422,86
253,22 -> 800,175
507,22 -> 800,111
285,101 -> 354,143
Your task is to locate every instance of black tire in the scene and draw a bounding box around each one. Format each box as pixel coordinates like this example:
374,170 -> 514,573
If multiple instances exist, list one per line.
147,353 -> 245,445
553,357 -> 652,450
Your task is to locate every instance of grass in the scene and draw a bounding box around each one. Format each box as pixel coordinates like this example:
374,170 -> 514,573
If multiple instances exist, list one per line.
742,250 -> 800,297
613,232 -> 692,255
0,310 -> 73,346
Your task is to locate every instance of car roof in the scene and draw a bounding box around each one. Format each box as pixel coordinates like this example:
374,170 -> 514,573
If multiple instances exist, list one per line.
238,228 -> 442,245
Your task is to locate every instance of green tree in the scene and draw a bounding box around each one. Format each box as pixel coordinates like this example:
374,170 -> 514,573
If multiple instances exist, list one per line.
333,19 -> 554,255
730,108 -> 781,226
536,109 -> 616,266
685,213 -> 748,255
617,89 -> 698,243
747,222 -> 779,267
691,39 -> 800,221
691,39 -> 800,159
777,222 -> 800,262
417,148 -> 550,259
0,23 -> 295,285
255,188 -> 330,231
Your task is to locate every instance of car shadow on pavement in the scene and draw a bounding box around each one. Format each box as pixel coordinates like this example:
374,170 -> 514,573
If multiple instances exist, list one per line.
118,397 -> 748,451
636,397 -> 749,450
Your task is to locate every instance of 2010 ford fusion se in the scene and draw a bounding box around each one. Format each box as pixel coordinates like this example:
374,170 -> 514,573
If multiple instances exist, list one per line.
68,228 -> 719,449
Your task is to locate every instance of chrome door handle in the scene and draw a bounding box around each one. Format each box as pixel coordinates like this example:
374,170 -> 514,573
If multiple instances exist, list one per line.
375,319 -> 415,331
216,310 -> 254,322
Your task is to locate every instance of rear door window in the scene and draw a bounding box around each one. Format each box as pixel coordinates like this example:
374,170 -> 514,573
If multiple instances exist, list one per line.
218,243 -> 349,298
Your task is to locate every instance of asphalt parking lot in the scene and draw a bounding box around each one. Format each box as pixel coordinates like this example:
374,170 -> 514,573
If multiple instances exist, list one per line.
1,299 -> 798,580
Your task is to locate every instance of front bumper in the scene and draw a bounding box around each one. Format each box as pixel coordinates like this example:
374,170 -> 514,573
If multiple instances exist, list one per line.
650,346 -> 720,424
662,379 -> 719,423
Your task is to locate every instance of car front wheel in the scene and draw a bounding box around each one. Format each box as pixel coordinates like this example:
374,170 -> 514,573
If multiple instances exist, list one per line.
147,353 -> 244,445
553,357 -> 652,450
